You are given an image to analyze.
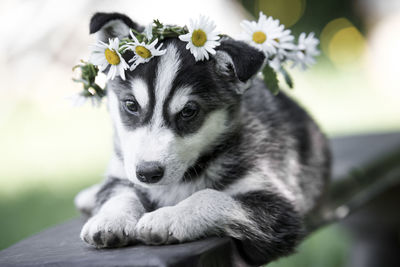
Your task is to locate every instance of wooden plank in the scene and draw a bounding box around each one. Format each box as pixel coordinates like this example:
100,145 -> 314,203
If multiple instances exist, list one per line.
0,218 -> 234,267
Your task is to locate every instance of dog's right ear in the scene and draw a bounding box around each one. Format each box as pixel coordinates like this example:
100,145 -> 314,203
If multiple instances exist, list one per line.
213,38 -> 266,94
89,12 -> 143,42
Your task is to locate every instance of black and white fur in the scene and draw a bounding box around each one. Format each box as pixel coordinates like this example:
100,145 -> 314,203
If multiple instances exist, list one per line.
75,12 -> 330,265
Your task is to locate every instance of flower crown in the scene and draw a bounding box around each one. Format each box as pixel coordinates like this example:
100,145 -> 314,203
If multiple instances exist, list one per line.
73,12 -> 319,105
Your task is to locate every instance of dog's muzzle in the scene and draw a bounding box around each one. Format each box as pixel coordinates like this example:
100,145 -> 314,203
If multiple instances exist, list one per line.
136,161 -> 165,183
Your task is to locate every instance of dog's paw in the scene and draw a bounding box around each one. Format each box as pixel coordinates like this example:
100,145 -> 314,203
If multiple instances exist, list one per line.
74,184 -> 101,216
135,207 -> 184,245
80,212 -> 137,248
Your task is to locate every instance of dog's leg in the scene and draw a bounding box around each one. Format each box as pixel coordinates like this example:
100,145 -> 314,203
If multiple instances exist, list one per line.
135,189 -> 303,264
80,178 -> 146,248
74,183 -> 102,216
231,190 -> 304,265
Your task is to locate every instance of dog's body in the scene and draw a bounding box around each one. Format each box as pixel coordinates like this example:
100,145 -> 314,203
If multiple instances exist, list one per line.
75,13 -> 330,265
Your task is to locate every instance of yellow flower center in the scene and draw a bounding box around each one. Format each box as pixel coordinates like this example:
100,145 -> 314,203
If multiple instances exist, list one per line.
252,31 -> 267,44
191,29 -> 207,47
104,48 -> 120,65
135,46 -> 152,59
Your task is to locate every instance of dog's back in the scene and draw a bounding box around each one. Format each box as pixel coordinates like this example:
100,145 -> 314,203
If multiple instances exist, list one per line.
240,79 -> 330,214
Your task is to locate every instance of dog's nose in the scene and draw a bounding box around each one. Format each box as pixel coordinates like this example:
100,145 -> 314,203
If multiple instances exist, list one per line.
136,161 -> 165,183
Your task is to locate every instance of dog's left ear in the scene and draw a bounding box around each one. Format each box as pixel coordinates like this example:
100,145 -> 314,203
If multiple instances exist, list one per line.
213,38 -> 265,93
89,12 -> 143,42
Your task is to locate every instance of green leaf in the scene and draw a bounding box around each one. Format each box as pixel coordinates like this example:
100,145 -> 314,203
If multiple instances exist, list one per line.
153,19 -> 163,28
130,28 -> 146,43
262,64 -> 280,95
280,67 -> 294,89
72,78 -> 89,86
72,60 -> 106,102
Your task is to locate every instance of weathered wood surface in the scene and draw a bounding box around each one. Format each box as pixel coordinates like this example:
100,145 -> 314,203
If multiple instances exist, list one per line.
0,218 -> 235,267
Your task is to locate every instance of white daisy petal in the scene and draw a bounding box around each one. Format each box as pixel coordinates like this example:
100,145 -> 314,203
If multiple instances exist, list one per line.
119,64 -> 126,80
269,56 -> 282,71
148,38 -> 159,49
192,48 -> 200,61
205,46 -> 216,55
292,32 -> 320,70
129,55 -> 138,63
130,31 -> 140,43
179,33 -> 190,42
203,49 -> 209,60
144,23 -> 153,40
106,66 -> 113,80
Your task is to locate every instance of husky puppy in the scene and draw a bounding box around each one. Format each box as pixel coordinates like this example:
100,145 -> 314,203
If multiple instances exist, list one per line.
75,12 -> 330,265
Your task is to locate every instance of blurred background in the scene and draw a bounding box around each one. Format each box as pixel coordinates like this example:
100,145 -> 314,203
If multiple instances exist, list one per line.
0,0 -> 399,266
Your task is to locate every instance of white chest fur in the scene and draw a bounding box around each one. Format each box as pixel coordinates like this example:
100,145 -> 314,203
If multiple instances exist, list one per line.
140,176 -> 212,207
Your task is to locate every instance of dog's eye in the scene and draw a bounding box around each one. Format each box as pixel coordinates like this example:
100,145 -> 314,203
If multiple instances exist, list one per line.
124,100 -> 139,114
179,102 -> 199,120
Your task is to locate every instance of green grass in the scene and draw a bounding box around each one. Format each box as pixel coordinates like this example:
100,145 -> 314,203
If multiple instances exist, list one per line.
0,185 -> 80,249
0,167 -> 104,249
269,226 -> 351,267
0,101 -> 110,249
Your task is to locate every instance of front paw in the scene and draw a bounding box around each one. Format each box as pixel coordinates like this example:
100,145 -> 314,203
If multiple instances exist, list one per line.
135,207 -> 183,245
80,213 -> 137,248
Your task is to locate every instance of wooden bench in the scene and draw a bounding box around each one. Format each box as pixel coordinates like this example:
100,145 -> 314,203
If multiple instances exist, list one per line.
1,133 -> 400,267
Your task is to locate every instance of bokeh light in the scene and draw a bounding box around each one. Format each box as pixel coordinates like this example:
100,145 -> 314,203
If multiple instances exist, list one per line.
320,17 -> 366,70
257,0 -> 306,27
320,18 -> 352,56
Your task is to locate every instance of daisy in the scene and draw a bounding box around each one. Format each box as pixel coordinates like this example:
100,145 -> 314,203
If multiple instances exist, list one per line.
123,30 -> 166,71
240,12 -> 290,57
179,15 -> 220,61
274,27 -> 296,58
144,23 -> 153,41
292,32 -> 320,70
90,38 -> 129,80
268,56 -> 282,71
268,27 -> 296,71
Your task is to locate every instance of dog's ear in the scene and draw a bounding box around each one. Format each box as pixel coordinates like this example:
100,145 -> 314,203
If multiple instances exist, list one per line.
89,12 -> 143,42
214,38 -> 265,93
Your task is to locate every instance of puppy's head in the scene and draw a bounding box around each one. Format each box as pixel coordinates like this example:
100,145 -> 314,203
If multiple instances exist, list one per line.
90,12 -> 265,187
